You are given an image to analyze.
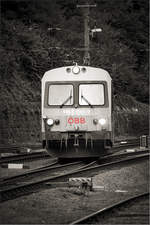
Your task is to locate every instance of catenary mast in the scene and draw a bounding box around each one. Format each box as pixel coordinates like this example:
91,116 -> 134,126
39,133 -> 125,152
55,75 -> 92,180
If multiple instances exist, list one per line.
77,1 -> 96,65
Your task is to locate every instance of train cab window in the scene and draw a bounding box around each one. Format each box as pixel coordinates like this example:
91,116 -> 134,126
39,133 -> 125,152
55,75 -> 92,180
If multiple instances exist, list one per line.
48,84 -> 73,106
79,84 -> 104,106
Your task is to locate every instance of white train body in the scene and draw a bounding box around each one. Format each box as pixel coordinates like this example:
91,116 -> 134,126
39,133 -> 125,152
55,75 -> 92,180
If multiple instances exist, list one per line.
41,65 -> 113,158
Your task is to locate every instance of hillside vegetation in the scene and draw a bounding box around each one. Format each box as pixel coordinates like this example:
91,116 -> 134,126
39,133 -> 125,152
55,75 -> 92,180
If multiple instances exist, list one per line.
0,0 -> 149,144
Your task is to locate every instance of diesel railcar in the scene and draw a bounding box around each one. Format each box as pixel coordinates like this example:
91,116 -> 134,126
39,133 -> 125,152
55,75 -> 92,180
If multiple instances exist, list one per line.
41,64 -> 113,158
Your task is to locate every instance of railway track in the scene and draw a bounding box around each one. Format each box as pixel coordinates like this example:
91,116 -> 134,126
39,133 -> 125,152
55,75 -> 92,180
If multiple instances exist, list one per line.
0,137 -> 141,164
111,138 -> 140,153
114,138 -> 140,146
0,144 -> 42,152
0,151 -> 49,164
70,192 -> 149,224
1,149 -> 148,187
0,160 -> 97,202
0,160 -> 94,188
0,150 -> 149,203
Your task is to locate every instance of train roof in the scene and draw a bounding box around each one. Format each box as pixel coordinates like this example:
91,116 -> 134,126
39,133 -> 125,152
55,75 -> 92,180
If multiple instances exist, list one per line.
42,65 -> 112,82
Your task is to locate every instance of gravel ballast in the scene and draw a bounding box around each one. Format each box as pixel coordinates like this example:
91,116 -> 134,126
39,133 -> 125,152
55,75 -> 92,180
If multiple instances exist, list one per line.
0,160 -> 149,224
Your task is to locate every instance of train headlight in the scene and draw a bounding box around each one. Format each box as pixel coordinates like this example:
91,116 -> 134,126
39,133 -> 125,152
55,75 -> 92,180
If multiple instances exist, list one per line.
99,118 -> 106,125
72,65 -> 80,74
47,118 -> 54,126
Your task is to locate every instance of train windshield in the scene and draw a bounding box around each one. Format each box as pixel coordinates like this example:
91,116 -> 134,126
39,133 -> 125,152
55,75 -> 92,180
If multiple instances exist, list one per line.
48,85 -> 73,106
79,84 -> 104,106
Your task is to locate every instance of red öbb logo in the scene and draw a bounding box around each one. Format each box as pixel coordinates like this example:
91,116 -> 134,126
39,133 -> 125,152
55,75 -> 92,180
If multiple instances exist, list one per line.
68,117 -> 86,125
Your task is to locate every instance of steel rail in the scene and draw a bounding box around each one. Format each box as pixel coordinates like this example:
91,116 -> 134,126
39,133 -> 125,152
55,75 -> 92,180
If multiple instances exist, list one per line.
101,149 -> 149,160
112,139 -> 140,151
0,151 -> 49,164
0,151 -> 149,202
1,149 -> 148,186
70,192 -> 149,224
0,139 -> 140,164
0,160 -> 87,187
0,160 -> 97,202
0,160 -> 58,184
0,138 -> 141,164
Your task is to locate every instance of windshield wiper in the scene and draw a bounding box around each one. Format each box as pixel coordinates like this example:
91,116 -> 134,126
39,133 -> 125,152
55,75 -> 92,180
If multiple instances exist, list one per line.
60,90 -> 72,108
81,94 -> 93,108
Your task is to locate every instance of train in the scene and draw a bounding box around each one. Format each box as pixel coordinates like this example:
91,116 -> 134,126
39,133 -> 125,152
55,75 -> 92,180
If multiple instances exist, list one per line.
41,63 -> 113,158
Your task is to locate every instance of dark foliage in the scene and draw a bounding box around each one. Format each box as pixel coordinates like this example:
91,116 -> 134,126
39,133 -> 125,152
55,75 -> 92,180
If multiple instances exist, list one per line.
0,0 -> 149,103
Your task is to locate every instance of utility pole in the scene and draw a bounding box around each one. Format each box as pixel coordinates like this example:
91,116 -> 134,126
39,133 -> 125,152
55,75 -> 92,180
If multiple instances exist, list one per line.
77,1 -> 96,65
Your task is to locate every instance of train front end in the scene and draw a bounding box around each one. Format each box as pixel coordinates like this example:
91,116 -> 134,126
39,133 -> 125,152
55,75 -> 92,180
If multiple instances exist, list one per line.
41,65 -> 113,158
